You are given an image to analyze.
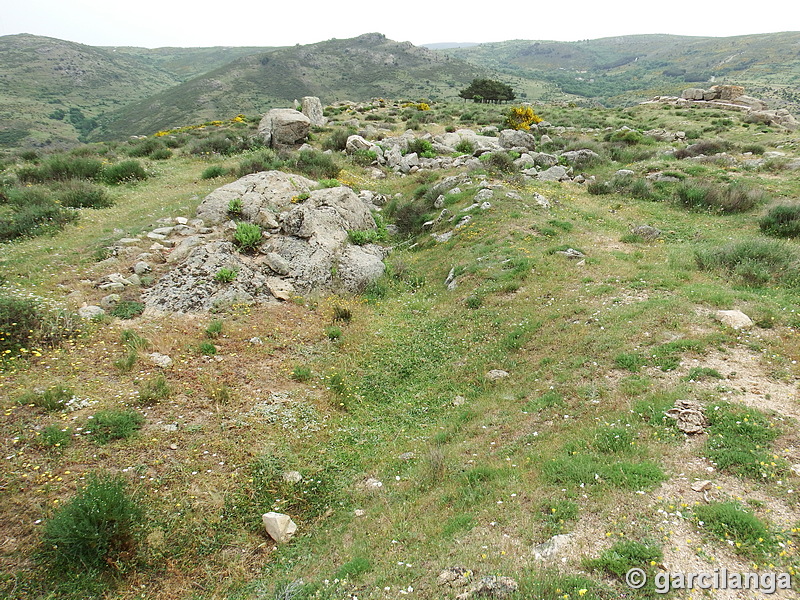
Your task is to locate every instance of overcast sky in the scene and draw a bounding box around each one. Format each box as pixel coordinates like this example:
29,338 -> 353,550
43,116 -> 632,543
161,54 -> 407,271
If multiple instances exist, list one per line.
1,0 -> 796,48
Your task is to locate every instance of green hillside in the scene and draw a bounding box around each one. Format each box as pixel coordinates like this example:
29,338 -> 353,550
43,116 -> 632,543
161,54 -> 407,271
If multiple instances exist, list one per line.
443,32 -> 800,109
93,33 -> 491,140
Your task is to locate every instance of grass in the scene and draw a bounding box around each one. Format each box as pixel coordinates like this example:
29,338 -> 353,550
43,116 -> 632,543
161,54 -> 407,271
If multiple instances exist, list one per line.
87,410 -> 145,444
693,501 -> 777,558
4,100 -> 800,600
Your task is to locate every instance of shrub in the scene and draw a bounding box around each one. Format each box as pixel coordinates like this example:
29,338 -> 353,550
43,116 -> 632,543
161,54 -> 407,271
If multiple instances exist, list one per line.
16,386 -> 73,412
101,160 -> 148,185
110,301 -> 145,320
322,127 -> 357,151
227,197 -> 243,216
351,149 -> 377,166
759,204 -> 800,238
149,148 -> 172,160
693,502 -> 776,558
676,180 -> 763,214
198,341 -> 217,356
201,165 -> 227,179
205,319 -> 224,338
454,139 -> 475,155
57,180 -> 112,209
126,137 -> 166,158
291,366 -> 312,382
38,424 -> 72,451
325,326 -> 342,341
17,155 -> 103,183
237,148 -> 284,176
0,188 -> 78,241
506,105 -> 542,130
41,472 -> 142,571
189,132 -> 261,156
482,151 -> 515,173
88,410 -> 145,444
407,138 -> 435,158
137,375 -> 170,406
695,238 -> 800,288
0,296 -> 43,355
674,139 -> 730,159
287,149 -> 340,179
233,222 -> 263,252
609,129 -> 644,145
214,267 -> 238,283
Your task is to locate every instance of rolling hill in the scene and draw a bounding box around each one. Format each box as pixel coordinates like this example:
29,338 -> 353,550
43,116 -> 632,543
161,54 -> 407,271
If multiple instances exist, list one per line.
440,32 -> 800,109
92,33 -> 491,140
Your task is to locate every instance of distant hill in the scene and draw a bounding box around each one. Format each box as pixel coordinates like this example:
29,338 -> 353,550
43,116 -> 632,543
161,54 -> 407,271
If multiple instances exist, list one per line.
0,34 -> 280,147
422,43 -> 480,50
93,33 -> 490,140
440,32 -> 800,109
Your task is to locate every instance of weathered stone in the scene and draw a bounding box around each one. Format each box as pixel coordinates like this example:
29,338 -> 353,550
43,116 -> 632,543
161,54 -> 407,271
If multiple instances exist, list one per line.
262,512 -> 297,543
498,129 -> 536,151
560,149 -> 600,165
264,252 -> 290,276
630,225 -> 662,241
537,165 -> 569,181
486,369 -> 510,381
300,96 -> 326,126
149,352 -> 173,368
533,534 -> 573,561
258,109 -> 311,148
665,400 -> 707,434
715,309 -> 754,330
456,576 -> 519,600
438,567 -> 473,589
99,294 -> 120,309
133,261 -> 151,275
282,471 -> 303,483
78,305 -> 105,319
265,277 -> 295,301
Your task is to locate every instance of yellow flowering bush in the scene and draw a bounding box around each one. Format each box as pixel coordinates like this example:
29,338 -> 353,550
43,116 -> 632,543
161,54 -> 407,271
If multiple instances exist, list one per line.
506,105 -> 543,131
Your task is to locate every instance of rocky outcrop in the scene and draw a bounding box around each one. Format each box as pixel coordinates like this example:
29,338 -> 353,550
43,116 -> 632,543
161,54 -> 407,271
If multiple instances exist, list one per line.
142,173 -> 387,312
258,108 -> 312,148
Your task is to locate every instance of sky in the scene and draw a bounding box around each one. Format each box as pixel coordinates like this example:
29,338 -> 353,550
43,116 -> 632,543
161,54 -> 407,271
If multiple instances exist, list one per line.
0,0 -> 796,48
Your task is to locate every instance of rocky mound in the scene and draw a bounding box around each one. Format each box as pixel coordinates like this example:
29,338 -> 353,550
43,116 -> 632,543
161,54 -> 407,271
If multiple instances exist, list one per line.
141,171 -> 387,313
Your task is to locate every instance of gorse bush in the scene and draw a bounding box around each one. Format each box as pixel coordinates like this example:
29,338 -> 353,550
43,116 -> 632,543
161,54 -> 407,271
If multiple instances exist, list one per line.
506,105 -> 542,130
759,204 -> 800,238
17,155 -> 103,183
201,165 -> 227,179
41,472 -> 142,572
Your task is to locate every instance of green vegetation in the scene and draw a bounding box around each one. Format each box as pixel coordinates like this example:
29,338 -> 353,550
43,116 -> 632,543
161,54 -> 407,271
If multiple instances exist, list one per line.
233,222 -> 262,252
87,410 -> 145,444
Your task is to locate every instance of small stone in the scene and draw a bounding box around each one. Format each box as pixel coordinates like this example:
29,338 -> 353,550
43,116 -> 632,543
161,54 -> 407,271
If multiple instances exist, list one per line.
398,452 -> 416,461
533,533 -> 573,561
133,261 -> 151,275
453,395 -> 466,406
99,294 -> 120,309
486,369 -> 510,381
249,337 -> 264,345
98,282 -> 125,292
78,305 -> 105,319
149,352 -> 173,368
354,508 -> 366,517
262,512 -> 297,544
480,202 -> 492,210
715,309 -> 754,330
175,217 -> 189,225
147,232 -> 167,241
282,471 -> 302,483
169,444 -> 178,450
152,226 -> 175,236
691,480 -> 712,492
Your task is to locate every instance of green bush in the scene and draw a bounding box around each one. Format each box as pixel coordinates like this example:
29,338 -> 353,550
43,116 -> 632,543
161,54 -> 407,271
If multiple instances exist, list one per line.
38,424 -> 72,451
407,138 -> 435,158
205,319 -> 224,338
189,132 -> 261,156
57,180 -> 113,209
201,165 -> 227,179
676,180 -> 764,214
137,375 -> 171,406
110,301 -> 145,320
233,222 -> 262,252
0,187 -> 78,241
17,155 -> 103,183
695,238 -> 800,288
454,139 -> 475,155
288,149 -> 340,180
214,267 -> 238,283
101,160 -> 148,185
41,472 -> 143,571
351,148 -> 377,166
16,386 -> 73,412
0,296 -> 43,355
227,198 -> 243,216
236,149 -> 284,177
693,502 -> 775,558
126,137 -> 166,158
198,341 -> 217,356
88,410 -> 145,444
482,151 -> 515,173
759,204 -> 800,238
322,127 -> 357,151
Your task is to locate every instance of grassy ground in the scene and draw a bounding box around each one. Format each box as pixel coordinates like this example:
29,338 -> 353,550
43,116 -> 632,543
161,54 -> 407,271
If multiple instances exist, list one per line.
2,100 -> 800,599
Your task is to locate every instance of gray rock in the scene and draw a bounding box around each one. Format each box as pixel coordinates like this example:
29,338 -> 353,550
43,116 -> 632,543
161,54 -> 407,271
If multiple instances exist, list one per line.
196,171 -> 316,227
262,512 -> 297,544
149,352 -> 173,368
133,261 -> 151,275
99,294 -> 120,309
533,534 -> 573,561
456,576 -> 518,600
337,244 -> 387,293
78,305 -> 105,319
537,165 -> 570,181
560,149 -> 600,165
282,470 -> 303,483
630,225 -> 662,241
475,189 -> 494,202
556,248 -> 585,259
498,129 -> 536,150
258,108 -> 311,148
264,252 -> 290,276
300,96 -> 326,126
715,309 -> 754,330
486,369 -> 510,381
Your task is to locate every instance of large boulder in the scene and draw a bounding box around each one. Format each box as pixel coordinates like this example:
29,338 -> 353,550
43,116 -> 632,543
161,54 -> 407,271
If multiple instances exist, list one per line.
143,177 -> 387,312
437,129 -> 502,154
300,96 -> 327,126
258,109 -> 311,148
498,129 -> 536,151
196,171 -> 316,227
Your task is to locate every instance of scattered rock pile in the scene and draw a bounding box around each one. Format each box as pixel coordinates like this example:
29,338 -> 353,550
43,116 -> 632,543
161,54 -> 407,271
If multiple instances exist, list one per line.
643,85 -> 799,130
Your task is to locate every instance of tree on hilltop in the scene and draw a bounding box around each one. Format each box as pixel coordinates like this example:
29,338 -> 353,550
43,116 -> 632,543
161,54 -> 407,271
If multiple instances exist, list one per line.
459,78 -> 516,104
